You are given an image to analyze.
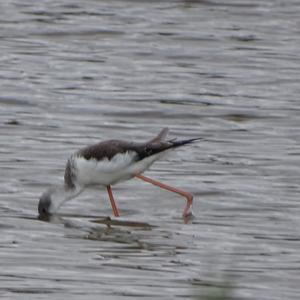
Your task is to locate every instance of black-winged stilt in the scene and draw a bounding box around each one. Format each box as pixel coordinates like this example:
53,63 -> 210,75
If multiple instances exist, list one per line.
38,128 -> 200,220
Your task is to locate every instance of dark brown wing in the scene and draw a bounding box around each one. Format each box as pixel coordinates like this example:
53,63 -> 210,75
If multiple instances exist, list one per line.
76,140 -> 140,161
76,125 -> 201,162
76,138 -> 170,162
76,136 -> 201,162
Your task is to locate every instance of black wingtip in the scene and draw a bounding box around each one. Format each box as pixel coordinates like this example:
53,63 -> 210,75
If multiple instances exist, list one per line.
136,137 -> 201,160
170,137 -> 202,148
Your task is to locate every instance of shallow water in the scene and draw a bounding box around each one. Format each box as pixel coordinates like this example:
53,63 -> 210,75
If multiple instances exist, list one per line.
1,0 -> 300,299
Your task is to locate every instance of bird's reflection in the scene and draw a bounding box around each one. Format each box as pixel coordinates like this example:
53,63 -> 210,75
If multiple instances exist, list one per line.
37,211 -> 190,252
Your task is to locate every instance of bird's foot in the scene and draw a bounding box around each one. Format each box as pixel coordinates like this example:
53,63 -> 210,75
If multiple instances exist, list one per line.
182,210 -> 194,223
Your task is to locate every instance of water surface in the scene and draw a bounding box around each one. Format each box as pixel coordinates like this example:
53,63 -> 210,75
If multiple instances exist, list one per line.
1,0 -> 300,299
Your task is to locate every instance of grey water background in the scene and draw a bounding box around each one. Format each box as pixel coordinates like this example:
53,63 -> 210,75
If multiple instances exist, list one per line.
1,0 -> 300,299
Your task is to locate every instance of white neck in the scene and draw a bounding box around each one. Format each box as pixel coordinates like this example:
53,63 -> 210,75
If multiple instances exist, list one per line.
49,185 -> 84,213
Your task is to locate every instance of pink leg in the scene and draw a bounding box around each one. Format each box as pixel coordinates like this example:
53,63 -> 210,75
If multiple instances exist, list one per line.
135,174 -> 193,217
106,185 -> 120,217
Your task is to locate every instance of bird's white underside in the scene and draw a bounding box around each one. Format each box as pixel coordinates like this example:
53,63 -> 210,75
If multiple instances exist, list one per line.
73,150 -> 165,187
46,150 -> 166,213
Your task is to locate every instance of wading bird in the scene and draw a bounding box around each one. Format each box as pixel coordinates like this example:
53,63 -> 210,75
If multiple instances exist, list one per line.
38,128 -> 200,220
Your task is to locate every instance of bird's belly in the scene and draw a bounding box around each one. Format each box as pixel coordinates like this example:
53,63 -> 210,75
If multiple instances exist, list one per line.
74,157 -> 132,186
73,151 -> 164,187
81,170 -> 132,186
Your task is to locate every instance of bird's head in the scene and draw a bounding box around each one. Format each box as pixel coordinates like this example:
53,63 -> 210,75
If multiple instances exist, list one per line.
38,185 -> 78,220
38,188 -> 56,220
